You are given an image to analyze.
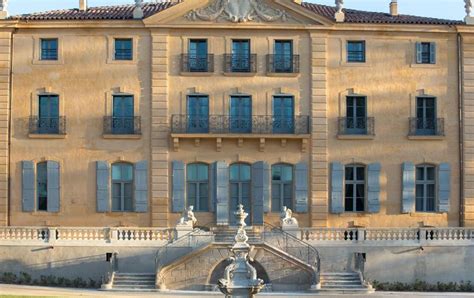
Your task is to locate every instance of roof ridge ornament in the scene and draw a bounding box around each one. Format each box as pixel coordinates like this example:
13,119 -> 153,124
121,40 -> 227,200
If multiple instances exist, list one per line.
335,0 -> 345,22
0,0 -> 8,19
466,0 -> 474,24
133,0 -> 144,19
186,0 -> 288,23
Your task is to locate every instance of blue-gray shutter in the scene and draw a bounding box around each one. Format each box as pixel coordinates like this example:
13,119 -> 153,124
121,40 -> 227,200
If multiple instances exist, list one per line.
251,162 -> 269,225
47,161 -> 60,213
294,162 -> 309,213
22,161 -> 35,212
367,163 -> 381,213
402,162 -> 415,213
330,162 -> 344,214
209,162 -> 216,212
172,161 -> 185,213
134,160 -> 148,213
438,163 -> 451,213
214,161 -> 229,225
416,42 -> 422,64
430,42 -> 436,64
96,161 -> 110,213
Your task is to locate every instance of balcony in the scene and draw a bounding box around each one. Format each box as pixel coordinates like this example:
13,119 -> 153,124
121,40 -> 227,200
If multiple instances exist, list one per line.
29,116 -> 66,138
337,117 -> 375,139
408,118 -> 445,139
181,54 -> 214,74
267,54 -> 300,75
103,116 -> 141,138
171,115 -> 310,152
224,54 -> 257,75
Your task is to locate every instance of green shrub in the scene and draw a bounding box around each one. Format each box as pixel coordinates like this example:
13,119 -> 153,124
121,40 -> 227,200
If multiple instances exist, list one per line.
372,280 -> 474,292
0,272 -> 99,289
1,272 -> 17,284
18,272 -> 32,285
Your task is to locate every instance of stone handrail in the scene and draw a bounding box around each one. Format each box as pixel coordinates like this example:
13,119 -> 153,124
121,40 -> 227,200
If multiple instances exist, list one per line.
0,226 -> 174,246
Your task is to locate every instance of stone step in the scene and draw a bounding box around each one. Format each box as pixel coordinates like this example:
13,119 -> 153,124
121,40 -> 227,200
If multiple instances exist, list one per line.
323,285 -> 366,289
114,276 -> 155,280
321,276 -> 360,281
112,285 -> 155,289
323,281 -> 362,286
114,280 -> 155,284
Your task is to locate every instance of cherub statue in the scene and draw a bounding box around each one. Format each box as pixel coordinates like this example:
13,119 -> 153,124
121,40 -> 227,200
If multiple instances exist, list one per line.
280,206 -> 298,226
0,0 -> 7,12
178,205 -> 197,226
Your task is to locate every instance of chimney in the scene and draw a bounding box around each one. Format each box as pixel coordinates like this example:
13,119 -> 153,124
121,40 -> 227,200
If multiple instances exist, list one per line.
390,0 -> 398,16
79,0 -> 87,11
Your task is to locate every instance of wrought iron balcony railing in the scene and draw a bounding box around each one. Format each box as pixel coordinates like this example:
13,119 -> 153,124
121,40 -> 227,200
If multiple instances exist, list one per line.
224,54 -> 257,73
181,54 -> 214,73
409,118 -> 444,136
171,115 -> 310,135
338,117 -> 375,136
103,116 -> 141,135
29,116 -> 66,135
267,54 -> 300,74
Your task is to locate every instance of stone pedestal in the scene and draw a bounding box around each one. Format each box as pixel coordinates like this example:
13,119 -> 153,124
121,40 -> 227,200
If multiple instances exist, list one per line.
282,222 -> 299,238
335,11 -> 345,22
466,16 -> 474,25
176,222 -> 193,238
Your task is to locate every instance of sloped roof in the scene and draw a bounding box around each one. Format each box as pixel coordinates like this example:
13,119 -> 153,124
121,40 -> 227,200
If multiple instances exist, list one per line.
10,0 -> 463,25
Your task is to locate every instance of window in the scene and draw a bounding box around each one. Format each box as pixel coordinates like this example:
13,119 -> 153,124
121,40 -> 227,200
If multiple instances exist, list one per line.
344,165 -> 365,212
274,40 -> 293,72
232,40 -> 251,72
416,42 -> 436,64
271,164 -> 293,212
416,97 -> 436,135
188,39 -> 208,72
345,96 -> 367,134
416,165 -> 436,212
115,38 -> 133,61
38,95 -> 60,134
187,95 -> 209,133
41,39 -> 58,61
230,163 -> 252,225
230,96 -> 252,133
273,96 -> 294,134
347,41 -> 365,63
187,163 -> 209,212
112,163 -> 134,212
37,162 -> 48,211
112,95 -> 134,134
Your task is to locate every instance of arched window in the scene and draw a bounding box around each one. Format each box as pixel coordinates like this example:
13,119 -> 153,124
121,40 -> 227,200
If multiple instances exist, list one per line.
344,164 -> 366,212
187,163 -> 209,212
271,164 -> 293,212
229,163 -> 251,223
416,164 -> 436,212
36,162 -> 48,211
112,162 -> 134,212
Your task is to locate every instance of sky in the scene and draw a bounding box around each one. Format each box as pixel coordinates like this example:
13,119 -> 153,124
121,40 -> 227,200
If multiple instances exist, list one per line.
6,0 -> 466,21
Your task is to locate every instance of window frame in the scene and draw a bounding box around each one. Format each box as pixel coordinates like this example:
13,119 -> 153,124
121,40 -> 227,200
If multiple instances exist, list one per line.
36,162 -> 48,212
347,40 -> 366,63
271,163 -> 294,213
273,40 -> 294,73
415,96 -> 437,136
231,39 -> 251,72
40,38 -> 59,61
415,164 -> 437,213
345,96 -> 368,135
344,164 -> 366,212
417,42 -> 436,65
111,162 -> 134,212
186,163 -> 210,212
188,39 -> 209,72
114,38 -> 133,61
229,163 -> 252,223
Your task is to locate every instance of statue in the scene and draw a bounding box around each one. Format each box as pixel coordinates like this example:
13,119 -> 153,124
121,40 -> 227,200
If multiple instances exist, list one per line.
178,205 -> 197,227
281,206 -> 298,226
466,0 -> 473,17
0,0 -> 7,12
186,0 -> 288,23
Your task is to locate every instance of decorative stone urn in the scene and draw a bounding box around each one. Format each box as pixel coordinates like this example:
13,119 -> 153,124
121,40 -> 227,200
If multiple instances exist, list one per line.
218,205 -> 265,298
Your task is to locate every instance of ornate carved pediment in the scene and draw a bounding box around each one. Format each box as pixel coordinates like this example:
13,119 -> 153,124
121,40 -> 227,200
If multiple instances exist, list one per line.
186,0 -> 289,23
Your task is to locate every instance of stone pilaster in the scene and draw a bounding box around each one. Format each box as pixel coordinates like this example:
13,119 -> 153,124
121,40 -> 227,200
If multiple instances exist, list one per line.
151,32 -> 169,227
0,32 -> 10,226
310,33 -> 328,227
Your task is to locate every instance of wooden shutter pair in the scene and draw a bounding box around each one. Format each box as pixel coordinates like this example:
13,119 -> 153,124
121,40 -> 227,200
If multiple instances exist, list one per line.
22,160 -> 60,212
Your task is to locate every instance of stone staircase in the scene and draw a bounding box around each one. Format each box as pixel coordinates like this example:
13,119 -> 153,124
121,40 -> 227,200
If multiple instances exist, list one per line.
320,272 -> 372,293
213,227 -> 262,243
109,273 -> 155,291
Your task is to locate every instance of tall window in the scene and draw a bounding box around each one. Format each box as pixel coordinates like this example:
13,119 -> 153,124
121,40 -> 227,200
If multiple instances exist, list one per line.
232,40 -> 251,72
37,162 -> 48,211
416,42 -> 436,64
274,40 -> 293,72
230,96 -> 252,133
346,96 -> 367,134
347,41 -> 366,63
112,163 -> 134,212
416,97 -> 436,135
187,163 -> 209,212
187,95 -> 209,133
115,38 -> 133,60
38,95 -> 60,134
230,163 -> 251,224
416,165 -> 436,212
345,165 -> 365,212
271,164 -> 293,212
41,38 -> 58,61
189,39 -> 208,72
112,95 -> 134,134
273,96 -> 294,134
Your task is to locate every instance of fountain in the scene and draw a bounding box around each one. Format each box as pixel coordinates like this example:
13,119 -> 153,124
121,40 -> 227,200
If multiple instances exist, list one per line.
217,205 -> 265,298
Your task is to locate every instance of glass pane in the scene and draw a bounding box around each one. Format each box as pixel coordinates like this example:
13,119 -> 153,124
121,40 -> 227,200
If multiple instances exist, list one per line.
416,167 -> 424,181
230,183 -> 239,200
345,166 -> 354,181
345,186 -> 354,212
112,164 -> 121,180
124,185 -> 133,212
240,165 -> 251,181
356,167 -> 365,181
187,183 -> 196,208
122,164 -> 133,181
426,167 -> 435,181
415,184 -> 424,212
199,183 -> 209,211
242,183 -> 251,197
283,184 -> 293,209
112,183 -> 121,211
230,165 -> 239,181
197,164 -> 209,180
272,166 -> 282,181
282,165 -> 293,181
356,197 -> 364,212
426,184 -> 435,212
187,164 -> 197,181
